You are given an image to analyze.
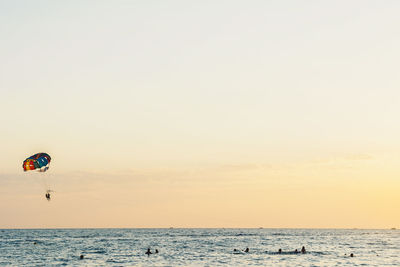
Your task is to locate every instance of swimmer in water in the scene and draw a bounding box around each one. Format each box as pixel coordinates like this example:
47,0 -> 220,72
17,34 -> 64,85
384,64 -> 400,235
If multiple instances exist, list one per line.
244,248 -> 249,253
145,248 -> 152,256
80,255 -> 84,260
350,253 -> 354,257
278,249 -> 282,254
301,246 -> 306,254
155,249 -> 159,254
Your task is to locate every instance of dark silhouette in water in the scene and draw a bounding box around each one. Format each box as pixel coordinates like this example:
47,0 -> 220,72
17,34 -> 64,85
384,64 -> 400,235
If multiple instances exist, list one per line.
145,248 -> 152,256
45,192 -> 51,201
294,249 -> 298,253
301,246 -> 306,254
244,248 -> 249,253
233,249 -> 242,254
33,242 -> 37,245
350,253 -> 354,257
278,249 -> 282,254
79,255 -> 84,260
155,249 -> 159,254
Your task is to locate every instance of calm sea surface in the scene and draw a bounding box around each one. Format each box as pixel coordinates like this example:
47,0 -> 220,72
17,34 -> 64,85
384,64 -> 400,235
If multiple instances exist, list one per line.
0,229 -> 399,266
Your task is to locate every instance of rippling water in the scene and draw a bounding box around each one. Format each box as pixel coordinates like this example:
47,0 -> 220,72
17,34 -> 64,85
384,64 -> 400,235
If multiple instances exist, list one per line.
0,229 -> 399,266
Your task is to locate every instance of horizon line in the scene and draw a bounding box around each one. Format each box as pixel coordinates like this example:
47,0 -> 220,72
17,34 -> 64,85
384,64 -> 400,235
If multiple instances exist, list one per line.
1,227 -> 397,230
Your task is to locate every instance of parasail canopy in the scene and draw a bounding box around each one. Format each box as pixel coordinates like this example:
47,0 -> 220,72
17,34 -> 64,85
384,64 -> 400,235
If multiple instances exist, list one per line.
23,153 -> 51,172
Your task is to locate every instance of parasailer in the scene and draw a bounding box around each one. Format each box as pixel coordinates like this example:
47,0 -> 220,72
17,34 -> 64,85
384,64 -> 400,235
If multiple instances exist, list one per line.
45,190 -> 51,201
23,153 -> 52,200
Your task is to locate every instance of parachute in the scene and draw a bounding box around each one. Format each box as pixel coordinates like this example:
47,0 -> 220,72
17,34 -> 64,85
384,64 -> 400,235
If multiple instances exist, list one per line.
23,153 -> 51,172
23,153 -> 53,200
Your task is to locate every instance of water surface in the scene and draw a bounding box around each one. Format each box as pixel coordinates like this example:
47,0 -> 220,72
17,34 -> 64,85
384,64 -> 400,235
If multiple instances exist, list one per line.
0,228 -> 399,266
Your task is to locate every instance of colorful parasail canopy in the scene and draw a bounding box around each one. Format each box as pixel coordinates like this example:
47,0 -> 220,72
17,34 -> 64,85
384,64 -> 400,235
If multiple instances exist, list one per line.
23,153 -> 51,172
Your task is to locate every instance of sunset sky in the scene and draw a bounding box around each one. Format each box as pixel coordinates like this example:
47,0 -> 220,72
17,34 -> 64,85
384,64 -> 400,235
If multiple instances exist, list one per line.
1,0 -> 399,228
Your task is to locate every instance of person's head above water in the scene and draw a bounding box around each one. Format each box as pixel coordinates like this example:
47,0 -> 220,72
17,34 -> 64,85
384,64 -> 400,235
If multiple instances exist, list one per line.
301,246 -> 306,253
146,248 -> 152,255
278,249 -> 282,253
244,248 -> 249,253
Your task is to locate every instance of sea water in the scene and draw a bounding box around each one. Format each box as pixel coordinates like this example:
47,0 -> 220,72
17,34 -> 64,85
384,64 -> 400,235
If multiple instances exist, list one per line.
0,228 -> 399,266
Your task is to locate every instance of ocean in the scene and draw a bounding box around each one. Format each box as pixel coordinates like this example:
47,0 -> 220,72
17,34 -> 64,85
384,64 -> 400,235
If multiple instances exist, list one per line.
0,228 -> 399,266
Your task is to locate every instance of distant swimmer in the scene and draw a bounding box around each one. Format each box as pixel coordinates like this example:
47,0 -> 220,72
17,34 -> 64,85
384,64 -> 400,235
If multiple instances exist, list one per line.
80,255 -> 84,260
155,249 -> 159,254
350,253 -> 354,257
145,248 -> 152,256
33,242 -> 37,245
301,246 -> 306,254
278,249 -> 282,254
244,248 -> 249,253
233,249 -> 243,254
294,249 -> 298,253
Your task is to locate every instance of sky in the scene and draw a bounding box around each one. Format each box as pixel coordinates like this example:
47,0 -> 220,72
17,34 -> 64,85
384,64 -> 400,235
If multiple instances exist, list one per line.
0,0 -> 399,228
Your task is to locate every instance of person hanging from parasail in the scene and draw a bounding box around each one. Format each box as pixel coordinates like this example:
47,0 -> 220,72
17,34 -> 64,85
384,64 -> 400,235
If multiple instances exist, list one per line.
45,190 -> 51,201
